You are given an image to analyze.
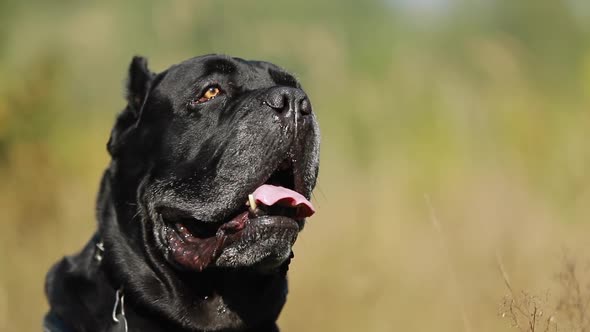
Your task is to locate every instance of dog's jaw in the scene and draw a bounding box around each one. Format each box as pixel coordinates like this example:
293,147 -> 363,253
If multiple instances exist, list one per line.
154,158 -> 317,272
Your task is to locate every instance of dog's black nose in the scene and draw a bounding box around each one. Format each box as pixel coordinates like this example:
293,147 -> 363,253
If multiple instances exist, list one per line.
264,87 -> 312,117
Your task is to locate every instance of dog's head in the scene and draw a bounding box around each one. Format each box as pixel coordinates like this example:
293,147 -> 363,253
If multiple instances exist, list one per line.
104,54 -> 319,277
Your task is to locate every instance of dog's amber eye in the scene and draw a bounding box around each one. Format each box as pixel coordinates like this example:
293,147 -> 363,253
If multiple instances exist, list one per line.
196,86 -> 221,104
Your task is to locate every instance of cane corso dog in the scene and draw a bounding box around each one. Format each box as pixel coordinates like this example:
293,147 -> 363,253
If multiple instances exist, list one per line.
44,54 -> 320,332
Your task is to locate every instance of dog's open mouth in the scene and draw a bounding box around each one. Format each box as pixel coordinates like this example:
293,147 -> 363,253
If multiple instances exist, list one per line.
159,159 -> 315,271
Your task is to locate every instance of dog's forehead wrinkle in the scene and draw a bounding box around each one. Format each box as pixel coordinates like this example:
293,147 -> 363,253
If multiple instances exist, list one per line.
268,68 -> 299,88
202,57 -> 237,76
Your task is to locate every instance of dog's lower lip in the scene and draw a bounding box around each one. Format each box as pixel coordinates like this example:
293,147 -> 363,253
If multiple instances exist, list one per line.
161,209 -> 302,271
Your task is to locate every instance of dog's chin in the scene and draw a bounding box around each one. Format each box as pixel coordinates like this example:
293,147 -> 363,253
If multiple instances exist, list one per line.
214,215 -> 299,272
159,212 -> 301,274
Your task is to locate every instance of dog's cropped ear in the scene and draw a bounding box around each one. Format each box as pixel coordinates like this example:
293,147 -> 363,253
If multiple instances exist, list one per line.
126,56 -> 155,113
107,56 -> 155,157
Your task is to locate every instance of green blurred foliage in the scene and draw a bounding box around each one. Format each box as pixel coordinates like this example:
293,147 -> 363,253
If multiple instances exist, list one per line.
1,1 -> 590,331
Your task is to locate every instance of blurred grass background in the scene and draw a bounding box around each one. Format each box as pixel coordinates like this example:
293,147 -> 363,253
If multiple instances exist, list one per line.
1,0 -> 590,331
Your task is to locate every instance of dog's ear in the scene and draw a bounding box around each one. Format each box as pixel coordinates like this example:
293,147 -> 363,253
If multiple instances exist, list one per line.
126,56 -> 155,113
107,56 -> 155,157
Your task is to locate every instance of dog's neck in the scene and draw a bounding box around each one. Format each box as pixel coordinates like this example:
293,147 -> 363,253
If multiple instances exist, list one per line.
45,234 -> 283,332
44,170 -> 288,332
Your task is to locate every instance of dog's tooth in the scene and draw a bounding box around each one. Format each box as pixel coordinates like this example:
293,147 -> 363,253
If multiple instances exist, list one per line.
248,194 -> 257,212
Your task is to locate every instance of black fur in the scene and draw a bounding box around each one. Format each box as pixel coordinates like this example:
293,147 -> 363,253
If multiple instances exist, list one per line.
45,54 -> 320,332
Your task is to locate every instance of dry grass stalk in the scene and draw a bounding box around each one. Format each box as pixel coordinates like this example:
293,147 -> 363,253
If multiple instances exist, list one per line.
498,252 -> 590,332
497,252 -> 558,332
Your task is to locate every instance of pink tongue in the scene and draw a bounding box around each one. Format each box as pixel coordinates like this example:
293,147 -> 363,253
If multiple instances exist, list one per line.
252,184 -> 315,218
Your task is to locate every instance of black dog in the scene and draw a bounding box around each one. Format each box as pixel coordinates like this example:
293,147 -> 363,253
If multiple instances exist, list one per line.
44,54 -> 320,332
